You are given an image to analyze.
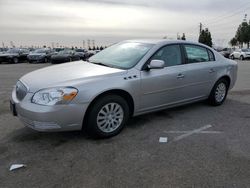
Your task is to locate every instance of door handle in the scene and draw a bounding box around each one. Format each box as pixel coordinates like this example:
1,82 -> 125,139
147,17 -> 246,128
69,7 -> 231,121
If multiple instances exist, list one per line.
209,68 -> 215,73
177,73 -> 185,79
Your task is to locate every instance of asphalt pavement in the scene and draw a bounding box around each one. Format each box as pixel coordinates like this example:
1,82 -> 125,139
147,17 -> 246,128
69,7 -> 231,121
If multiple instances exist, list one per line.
0,61 -> 250,188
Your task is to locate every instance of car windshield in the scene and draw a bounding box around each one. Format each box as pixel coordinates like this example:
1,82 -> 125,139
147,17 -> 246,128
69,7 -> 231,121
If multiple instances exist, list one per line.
89,42 -> 153,69
7,49 -> 19,53
242,49 -> 250,52
58,50 -> 73,55
75,49 -> 85,52
34,49 -> 47,53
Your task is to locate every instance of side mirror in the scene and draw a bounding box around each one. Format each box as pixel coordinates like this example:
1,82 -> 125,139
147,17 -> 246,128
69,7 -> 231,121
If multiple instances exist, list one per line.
147,60 -> 165,70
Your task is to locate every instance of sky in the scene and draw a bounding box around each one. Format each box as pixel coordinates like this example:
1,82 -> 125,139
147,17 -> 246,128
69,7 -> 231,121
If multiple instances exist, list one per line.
0,0 -> 249,48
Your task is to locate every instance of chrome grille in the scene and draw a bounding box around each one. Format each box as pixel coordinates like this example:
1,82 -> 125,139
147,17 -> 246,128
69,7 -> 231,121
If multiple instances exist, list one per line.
16,81 -> 28,101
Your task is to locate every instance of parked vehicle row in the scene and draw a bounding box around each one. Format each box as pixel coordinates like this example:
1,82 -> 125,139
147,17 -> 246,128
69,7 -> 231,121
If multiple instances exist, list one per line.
217,47 -> 250,60
0,48 -> 99,64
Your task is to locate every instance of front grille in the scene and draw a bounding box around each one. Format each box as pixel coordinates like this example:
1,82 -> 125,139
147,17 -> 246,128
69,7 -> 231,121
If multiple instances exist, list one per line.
16,81 -> 28,101
29,55 -> 40,60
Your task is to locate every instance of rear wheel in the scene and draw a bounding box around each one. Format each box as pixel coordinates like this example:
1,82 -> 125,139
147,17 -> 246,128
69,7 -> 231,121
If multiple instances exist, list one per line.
13,57 -> 19,64
230,55 -> 234,60
208,78 -> 229,106
44,57 -> 48,63
240,55 -> 244,61
85,95 -> 129,138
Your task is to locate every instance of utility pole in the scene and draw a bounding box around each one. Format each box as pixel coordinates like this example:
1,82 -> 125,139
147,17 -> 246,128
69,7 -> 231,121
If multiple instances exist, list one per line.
199,23 -> 203,35
243,14 -> 247,22
87,39 -> 90,49
82,40 -> 85,49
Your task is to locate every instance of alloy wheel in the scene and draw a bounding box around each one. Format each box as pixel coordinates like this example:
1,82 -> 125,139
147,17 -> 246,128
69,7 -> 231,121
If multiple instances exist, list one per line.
215,82 -> 226,103
96,102 -> 124,133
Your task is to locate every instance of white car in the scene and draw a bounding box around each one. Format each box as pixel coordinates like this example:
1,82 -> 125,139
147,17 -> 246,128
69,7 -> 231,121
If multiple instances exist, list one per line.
230,49 -> 250,60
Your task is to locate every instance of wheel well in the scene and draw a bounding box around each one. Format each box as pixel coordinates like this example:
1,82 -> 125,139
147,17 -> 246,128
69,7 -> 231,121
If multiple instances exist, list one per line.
82,89 -> 134,128
219,75 -> 231,87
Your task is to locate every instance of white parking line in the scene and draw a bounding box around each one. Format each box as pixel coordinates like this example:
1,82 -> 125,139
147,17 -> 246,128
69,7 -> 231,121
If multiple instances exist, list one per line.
164,130 -> 222,134
173,124 -> 213,142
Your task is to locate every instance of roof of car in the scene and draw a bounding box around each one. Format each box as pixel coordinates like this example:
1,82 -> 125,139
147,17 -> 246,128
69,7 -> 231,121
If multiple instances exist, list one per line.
123,39 -> 214,50
124,39 -> 204,45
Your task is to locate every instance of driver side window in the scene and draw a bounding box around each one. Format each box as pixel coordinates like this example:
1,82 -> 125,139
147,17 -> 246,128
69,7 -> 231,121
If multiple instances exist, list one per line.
150,45 -> 182,67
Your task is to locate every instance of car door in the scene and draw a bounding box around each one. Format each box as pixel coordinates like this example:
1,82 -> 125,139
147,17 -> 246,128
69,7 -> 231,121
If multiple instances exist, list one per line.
235,49 -> 241,59
181,44 -> 217,99
140,44 -> 188,111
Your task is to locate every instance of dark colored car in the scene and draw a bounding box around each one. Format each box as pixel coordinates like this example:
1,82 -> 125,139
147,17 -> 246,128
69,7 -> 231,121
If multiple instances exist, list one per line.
27,48 -> 56,63
75,49 -> 88,60
218,48 -> 233,58
85,50 -> 96,59
0,48 -> 29,64
51,50 -> 80,64
0,48 -> 8,53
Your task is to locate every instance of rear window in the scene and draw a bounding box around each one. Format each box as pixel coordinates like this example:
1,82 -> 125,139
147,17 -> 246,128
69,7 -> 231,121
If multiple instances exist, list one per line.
184,45 -> 209,63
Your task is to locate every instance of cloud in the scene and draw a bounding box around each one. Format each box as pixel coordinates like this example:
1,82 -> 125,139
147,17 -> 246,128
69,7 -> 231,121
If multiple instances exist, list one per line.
0,0 -> 248,46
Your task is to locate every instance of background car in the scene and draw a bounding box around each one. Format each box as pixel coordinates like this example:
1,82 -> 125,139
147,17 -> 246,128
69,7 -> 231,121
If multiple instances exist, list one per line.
218,48 -> 233,58
27,48 -> 56,63
230,48 -> 250,60
50,49 -> 81,64
75,49 -> 88,60
0,48 -> 29,64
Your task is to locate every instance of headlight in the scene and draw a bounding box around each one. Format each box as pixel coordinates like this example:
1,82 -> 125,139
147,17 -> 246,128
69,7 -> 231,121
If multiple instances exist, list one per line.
32,87 -> 78,106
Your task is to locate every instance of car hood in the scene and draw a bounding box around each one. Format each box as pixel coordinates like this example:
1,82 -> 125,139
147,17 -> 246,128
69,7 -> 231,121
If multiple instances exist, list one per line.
51,54 -> 69,58
28,53 -> 46,56
20,61 -> 127,92
0,53 -> 18,57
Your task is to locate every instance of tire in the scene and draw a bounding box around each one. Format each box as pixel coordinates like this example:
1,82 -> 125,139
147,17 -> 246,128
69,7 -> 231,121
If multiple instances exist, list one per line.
240,55 -> 244,61
69,58 -> 72,62
85,95 -> 130,138
44,58 -> 48,63
13,57 -> 19,64
230,55 -> 234,60
208,78 -> 229,106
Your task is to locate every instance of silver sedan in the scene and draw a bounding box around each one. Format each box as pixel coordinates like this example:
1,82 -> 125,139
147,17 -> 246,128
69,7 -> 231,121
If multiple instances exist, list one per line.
10,40 -> 238,138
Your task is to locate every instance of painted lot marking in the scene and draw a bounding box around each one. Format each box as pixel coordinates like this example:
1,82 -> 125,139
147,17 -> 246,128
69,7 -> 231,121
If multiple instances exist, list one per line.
164,124 -> 222,142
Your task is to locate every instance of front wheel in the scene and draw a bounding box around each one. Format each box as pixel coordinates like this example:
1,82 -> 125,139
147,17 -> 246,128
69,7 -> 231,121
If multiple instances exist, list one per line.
230,55 -> 234,60
208,79 -> 229,106
13,57 -> 19,64
85,95 -> 130,138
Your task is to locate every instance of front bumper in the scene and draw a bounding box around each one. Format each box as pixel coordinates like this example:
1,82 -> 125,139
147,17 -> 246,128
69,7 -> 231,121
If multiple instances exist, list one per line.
28,57 -> 45,63
11,87 -> 89,132
244,54 -> 250,59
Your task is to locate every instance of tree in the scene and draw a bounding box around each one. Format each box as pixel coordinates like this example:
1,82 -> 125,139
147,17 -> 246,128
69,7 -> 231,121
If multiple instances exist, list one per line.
88,46 -> 92,50
234,21 -> 250,48
92,46 -> 96,50
229,37 -> 238,47
100,46 -> 104,50
198,28 -> 212,47
181,33 -> 186,40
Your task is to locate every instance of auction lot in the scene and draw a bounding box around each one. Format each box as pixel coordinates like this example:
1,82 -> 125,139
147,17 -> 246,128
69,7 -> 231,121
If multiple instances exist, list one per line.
0,61 -> 250,188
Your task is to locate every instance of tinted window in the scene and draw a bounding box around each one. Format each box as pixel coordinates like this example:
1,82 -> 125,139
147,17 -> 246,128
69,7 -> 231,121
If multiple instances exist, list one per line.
151,45 -> 182,67
208,49 -> 215,61
184,45 -> 209,63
